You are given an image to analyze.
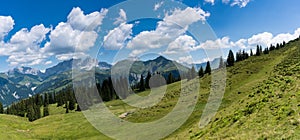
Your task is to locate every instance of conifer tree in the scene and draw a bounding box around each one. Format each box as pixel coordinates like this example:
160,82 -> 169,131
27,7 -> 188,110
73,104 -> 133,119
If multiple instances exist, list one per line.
256,45 -> 261,56
139,74 -> 145,91
227,50 -> 235,66
250,49 -> 253,56
145,71 -> 151,89
0,102 -> 3,114
167,73 -> 174,84
191,66 -> 196,79
205,61 -> 211,75
198,67 -> 204,78
43,105 -> 49,117
68,96 -> 76,111
219,56 -> 225,69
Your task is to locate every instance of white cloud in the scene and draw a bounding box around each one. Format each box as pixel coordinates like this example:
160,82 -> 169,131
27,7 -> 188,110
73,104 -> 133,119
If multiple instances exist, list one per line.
127,7 -> 210,57
164,35 -> 197,54
0,24 -> 51,66
204,0 -> 215,5
220,0 -> 251,8
67,7 -> 108,31
199,28 -> 300,50
103,23 -> 133,50
247,32 -> 273,47
231,0 -> 251,8
199,36 -> 234,49
45,61 -> 52,65
55,52 -> 88,61
0,16 -> 14,41
154,1 -> 164,11
42,22 -> 98,54
42,7 -> 107,61
114,9 -> 127,25
0,7 -> 108,66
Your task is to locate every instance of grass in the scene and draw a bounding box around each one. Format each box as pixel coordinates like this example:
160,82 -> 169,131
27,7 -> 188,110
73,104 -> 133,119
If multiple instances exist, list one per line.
0,39 -> 300,139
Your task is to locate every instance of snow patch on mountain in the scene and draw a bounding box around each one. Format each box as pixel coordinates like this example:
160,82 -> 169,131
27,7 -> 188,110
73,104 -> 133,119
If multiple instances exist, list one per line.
13,92 -> 20,99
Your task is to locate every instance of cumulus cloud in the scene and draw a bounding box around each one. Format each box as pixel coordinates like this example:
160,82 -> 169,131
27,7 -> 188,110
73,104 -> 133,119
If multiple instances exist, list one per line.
127,7 -> 210,57
114,9 -> 127,25
0,16 -> 14,41
164,35 -> 197,54
103,23 -> 133,50
199,28 -> 300,50
42,22 -> 98,54
0,24 -> 51,66
67,7 -> 108,31
42,7 -> 107,62
230,0 -> 251,8
221,0 -> 251,8
154,1 -> 164,11
204,0 -> 215,5
0,7 -> 108,66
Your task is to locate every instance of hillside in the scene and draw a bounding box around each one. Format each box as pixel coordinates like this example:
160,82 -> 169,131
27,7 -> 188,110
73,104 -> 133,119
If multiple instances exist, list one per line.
0,39 -> 299,139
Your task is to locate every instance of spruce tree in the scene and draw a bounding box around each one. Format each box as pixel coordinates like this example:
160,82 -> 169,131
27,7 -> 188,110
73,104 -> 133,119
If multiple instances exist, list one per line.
43,105 -> 49,117
167,73 -> 174,84
145,71 -> 151,89
0,102 -> 3,114
250,49 -> 253,56
198,67 -> 204,78
68,97 -> 76,111
256,45 -> 260,56
27,105 -> 35,122
191,66 -> 196,79
205,61 -> 211,75
227,50 -> 235,66
139,74 -> 145,91
219,56 -> 225,69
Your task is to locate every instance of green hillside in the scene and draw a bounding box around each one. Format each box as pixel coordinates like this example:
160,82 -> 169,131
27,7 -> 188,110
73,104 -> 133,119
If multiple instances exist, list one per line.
0,39 -> 300,139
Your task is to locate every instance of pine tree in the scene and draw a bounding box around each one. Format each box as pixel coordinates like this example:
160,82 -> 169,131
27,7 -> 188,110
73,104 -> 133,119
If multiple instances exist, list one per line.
76,104 -> 81,111
205,61 -> 211,75
145,71 -> 151,89
256,45 -> 261,56
219,56 -> 225,69
44,93 -> 49,107
43,105 -> 49,117
227,50 -> 235,66
250,49 -> 253,56
139,74 -> 145,91
167,73 -> 174,84
65,103 -> 69,114
191,66 -> 196,79
198,67 -> 204,78
68,96 -> 76,111
0,102 -> 3,114
27,106 -> 35,122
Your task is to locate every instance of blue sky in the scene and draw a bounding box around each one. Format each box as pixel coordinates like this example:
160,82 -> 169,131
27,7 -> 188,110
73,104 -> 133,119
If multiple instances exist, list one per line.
0,0 -> 299,72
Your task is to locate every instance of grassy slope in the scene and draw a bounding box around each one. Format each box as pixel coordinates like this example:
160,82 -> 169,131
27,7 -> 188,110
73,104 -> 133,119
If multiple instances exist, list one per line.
0,39 -> 300,139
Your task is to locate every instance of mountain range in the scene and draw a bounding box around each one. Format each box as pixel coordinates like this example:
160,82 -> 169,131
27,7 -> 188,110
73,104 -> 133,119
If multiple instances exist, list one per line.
0,56 -> 219,106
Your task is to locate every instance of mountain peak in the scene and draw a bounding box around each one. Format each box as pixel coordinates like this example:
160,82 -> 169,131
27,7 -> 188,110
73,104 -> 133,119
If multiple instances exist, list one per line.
8,66 -> 41,76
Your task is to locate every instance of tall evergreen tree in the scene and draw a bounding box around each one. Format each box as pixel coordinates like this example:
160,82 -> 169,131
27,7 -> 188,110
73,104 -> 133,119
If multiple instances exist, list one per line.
256,45 -> 261,56
191,66 -> 196,79
139,74 -> 145,91
43,105 -> 49,117
68,96 -> 76,111
145,71 -> 151,89
167,73 -> 174,84
219,56 -> 225,69
227,50 -> 235,66
0,102 -> 3,114
27,105 -> 35,122
205,61 -> 211,75
198,67 -> 204,78
250,49 -> 253,56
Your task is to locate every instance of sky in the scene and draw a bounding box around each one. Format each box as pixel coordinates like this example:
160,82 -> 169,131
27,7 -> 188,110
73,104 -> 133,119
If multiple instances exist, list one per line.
0,0 -> 300,72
